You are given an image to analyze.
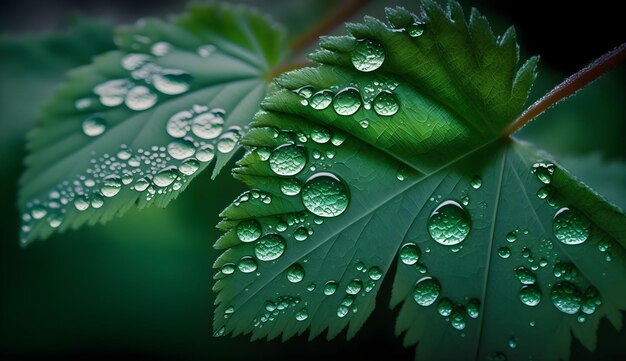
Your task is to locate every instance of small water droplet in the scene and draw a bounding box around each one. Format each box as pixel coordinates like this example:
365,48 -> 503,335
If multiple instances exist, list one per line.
216,130 -> 240,153
198,44 -> 216,58
286,263 -> 305,283
399,243 -> 421,265
125,86 -> 157,111
101,175 -> 122,197
412,276 -> 440,306
152,70 -> 192,95
221,263 -> 235,275
553,262 -> 578,281
368,266 -> 382,281
82,114 -> 107,137
450,306 -> 466,330
407,22 -> 425,37
301,173 -> 349,217
515,266 -> 536,285
333,87 -> 362,116
471,176 -> 482,189
293,226 -> 309,241
531,162 -> 555,184
581,286 -> 601,314
346,279 -> 363,295
254,234 -> 286,261
236,219 -> 262,243
427,200 -> 471,246
166,110 -> 192,138
153,166 -> 178,187
295,308 -> 309,321
536,186 -> 552,199
437,298 -> 453,316
396,167 -> 409,181
95,79 -> 132,107
351,39 -> 385,72
508,336 -> 518,349
551,281 -> 582,314
192,109 -> 224,139
167,139 -> 196,160
324,281 -> 338,295
497,247 -> 511,259
466,298 -> 480,319
269,145 -> 307,176
519,285 -> 542,306
179,158 -> 200,175
90,193 -> 104,208
553,207 -> 591,245
237,256 -> 258,273
196,144 -> 215,162
505,232 -> 517,243
311,127 -> 331,143
280,178 -> 302,196
73,195 -> 90,211
372,90 -> 399,116
151,41 -> 172,56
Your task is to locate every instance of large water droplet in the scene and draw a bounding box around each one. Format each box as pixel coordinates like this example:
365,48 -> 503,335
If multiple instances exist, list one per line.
82,114 -> 107,137
301,173 -> 349,217
351,39 -> 385,72
216,130 -> 240,153
90,193 -> 104,208
373,90 -> 399,116
166,110 -> 192,138
280,178 -> 302,196
286,263 -> 305,283
125,86 -> 157,111
346,279 -> 363,295
152,70 -> 192,95
497,247 -> 511,259
196,144 -> 215,162
399,243 -> 421,265
310,89 -> 333,110
519,285 -> 541,306
293,226 -> 309,241
551,281 -> 582,314
73,195 -> 90,211
101,175 -> 122,197
167,139 -> 196,160
437,298 -> 453,316
427,200 -> 471,246
412,277 -> 441,306
333,87 -> 362,116
238,256 -> 258,273
553,207 -> 591,245
324,281 -> 338,295
515,266 -> 536,285
153,166 -> 178,187
254,234 -> 286,261
368,266 -> 382,281
311,127 -> 331,143
269,145 -> 307,176
236,219 -> 262,243
191,109 -> 224,139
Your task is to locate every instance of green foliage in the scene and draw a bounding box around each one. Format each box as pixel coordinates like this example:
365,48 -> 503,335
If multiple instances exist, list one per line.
212,2 -> 625,360
18,4 -> 285,244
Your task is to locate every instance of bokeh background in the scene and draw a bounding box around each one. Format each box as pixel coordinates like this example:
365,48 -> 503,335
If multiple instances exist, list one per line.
1,0 -> 624,360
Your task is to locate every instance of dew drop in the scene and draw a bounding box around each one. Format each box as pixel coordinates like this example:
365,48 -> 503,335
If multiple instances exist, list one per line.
531,162 -> 555,184
351,39 -> 385,72
407,22 -> 425,37
466,298 -> 480,319
311,127 -> 331,143
236,219 -> 262,243
31,205 -> 47,220
90,193 -> 104,208
373,90 -> 399,116
216,130 -> 240,153
269,145 -> 307,176
221,263 -> 235,275
167,139 -> 196,160
581,286 -> 601,314
280,178 -> 302,196
515,266 -> 536,285
553,262 -> 579,281
152,70 -> 192,95
471,176 -> 482,189
121,53 -> 152,71
293,226 -> 309,241
427,200 -> 471,246
82,114 -> 107,137
505,232 -> 517,243
198,44 -> 216,58
368,266 -> 382,281
254,234 -> 286,261
134,178 -> 150,192
450,307 -> 466,330
553,207 -> 591,245
191,109 -> 224,139
95,79 -> 132,107
237,256 -> 258,273
333,87 -> 362,116
551,281 -> 582,314
536,186 -> 552,199
100,175 -> 122,197
151,41 -> 172,56
346,279 -> 363,295
399,243 -> 421,265
497,247 -> 511,259
324,281 -> 338,295
519,285 -> 542,306
166,110 -> 192,138
73,195 -> 90,211
196,144 -> 215,162
310,89 -> 333,110
295,308 -> 309,321
412,277 -> 441,306
286,263 -> 305,283
179,158 -> 200,176
125,86 -> 157,111
508,337 -> 518,349
153,166 -> 178,187
301,173 -> 349,217
437,298 -> 453,316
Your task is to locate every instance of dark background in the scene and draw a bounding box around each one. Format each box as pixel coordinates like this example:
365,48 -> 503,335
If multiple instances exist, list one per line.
1,1 -> 624,360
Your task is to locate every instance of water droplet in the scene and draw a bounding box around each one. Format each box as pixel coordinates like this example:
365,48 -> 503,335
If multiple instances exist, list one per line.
324,281 -> 338,295
373,90 -> 399,116
412,277 -> 440,306
368,266 -> 382,281
73,195 -> 90,211
427,200 -> 471,246
346,279 -> 363,295
221,263 -> 235,275
269,145 -> 307,176
295,308 -> 309,321
121,53 -> 152,70
487,352 -> 507,361
330,132 -> 347,146
450,306 -> 466,330
125,86 -> 157,111
505,232 -> 517,243
519,285 -> 542,306
515,266 -> 536,285
166,110 -> 192,138
311,127 -> 331,143
236,219 -> 262,243
100,175 -> 122,197
437,298 -> 453,316
134,177 -> 150,192
152,70 -> 192,95
351,39 -> 385,72
280,178 -> 302,196
471,176 -> 482,189
309,89 -> 333,110
198,44 -> 216,57
90,193 -> 104,208
293,226 -> 309,241
192,109 -> 224,139
551,281 -> 582,314
295,86 -> 314,101
536,186 -> 552,199
581,286 -> 601,314
286,263 -> 305,283
151,41 -> 172,56
95,79 -> 132,107
553,262 -> 578,281
254,234 -> 286,261
237,256 -> 258,273
508,336 -> 518,349
167,139 -> 196,160
497,247 -> 511,259
407,22 -> 425,37
531,162 -> 555,184
396,167 -> 408,181
82,114 -> 107,137
179,158 -> 200,175
196,144 -> 215,162
466,299 -> 480,319
399,243 -> 421,265
31,205 -> 47,220
333,87 -> 362,116
553,207 -> 591,245
216,130 -> 240,153
153,166 -> 178,187
337,305 -> 349,318
301,173 -> 349,217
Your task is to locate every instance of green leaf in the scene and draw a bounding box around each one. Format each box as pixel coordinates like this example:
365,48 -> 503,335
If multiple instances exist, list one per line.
213,1 -> 626,360
19,4 -> 285,244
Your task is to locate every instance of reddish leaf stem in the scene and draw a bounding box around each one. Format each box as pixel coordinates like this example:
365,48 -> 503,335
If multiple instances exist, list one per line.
503,42 -> 626,137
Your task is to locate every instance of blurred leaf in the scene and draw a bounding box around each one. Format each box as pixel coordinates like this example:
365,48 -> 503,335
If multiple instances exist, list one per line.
18,3 -> 286,244
212,2 -> 625,360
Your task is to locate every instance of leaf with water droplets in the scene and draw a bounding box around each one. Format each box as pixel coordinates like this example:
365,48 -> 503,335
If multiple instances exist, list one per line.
213,1 -> 625,360
19,4 -> 285,244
